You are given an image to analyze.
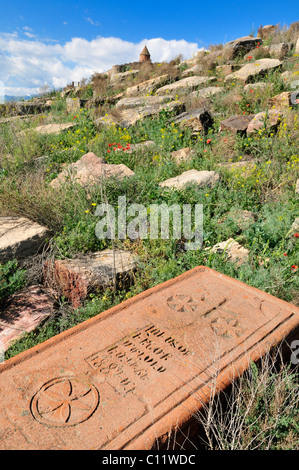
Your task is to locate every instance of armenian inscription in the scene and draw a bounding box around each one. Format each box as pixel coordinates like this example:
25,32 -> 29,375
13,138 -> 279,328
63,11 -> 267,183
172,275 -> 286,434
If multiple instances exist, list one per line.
85,324 -> 191,395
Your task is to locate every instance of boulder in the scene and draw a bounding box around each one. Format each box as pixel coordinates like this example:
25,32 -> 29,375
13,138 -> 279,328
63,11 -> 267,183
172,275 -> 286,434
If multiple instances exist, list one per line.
209,238 -> 249,266
225,58 -> 282,83
269,92 -> 292,110
96,100 -> 184,128
110,70 -> 139,84
172,108 -> 214,134
247,110 -> 282,135
258,25 -> 277,39
49,152 -> 135,189
171,147 -> 196,163
0,217 -> 49,262
44,249 -> 136,308
269,43 -> 291,60
223,36 -> 262,60
220,114 -> 256,134
159,169 -> 219,190
125,75 -> 170,97
295,38 -> 299,55
181,64 -> 204,77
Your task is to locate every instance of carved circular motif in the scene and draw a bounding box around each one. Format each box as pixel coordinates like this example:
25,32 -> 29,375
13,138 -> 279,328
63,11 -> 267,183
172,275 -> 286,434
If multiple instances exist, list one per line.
30,376 -> 99,427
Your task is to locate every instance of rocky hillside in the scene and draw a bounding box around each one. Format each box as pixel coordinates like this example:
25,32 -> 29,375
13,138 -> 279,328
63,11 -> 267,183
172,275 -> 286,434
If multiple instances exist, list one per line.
0,23 -> 298,366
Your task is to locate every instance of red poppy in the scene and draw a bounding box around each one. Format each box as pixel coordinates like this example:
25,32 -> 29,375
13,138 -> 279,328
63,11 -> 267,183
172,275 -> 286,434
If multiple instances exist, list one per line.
294,233 -> 299,238
291,265 -> 298,271
206,139 -> 212,144
283,253 -> 287,256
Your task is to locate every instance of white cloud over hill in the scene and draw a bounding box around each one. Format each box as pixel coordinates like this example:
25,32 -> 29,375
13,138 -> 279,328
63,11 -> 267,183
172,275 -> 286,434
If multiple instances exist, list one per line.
0,32 -> 200,96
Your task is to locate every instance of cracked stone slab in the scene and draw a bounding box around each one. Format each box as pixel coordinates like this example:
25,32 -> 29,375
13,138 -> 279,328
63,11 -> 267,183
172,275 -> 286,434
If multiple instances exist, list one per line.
0,285 -> 55,353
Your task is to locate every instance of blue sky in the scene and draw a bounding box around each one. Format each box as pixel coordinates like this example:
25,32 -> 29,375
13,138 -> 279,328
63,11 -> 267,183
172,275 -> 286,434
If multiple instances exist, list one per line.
0,0 -> 298,96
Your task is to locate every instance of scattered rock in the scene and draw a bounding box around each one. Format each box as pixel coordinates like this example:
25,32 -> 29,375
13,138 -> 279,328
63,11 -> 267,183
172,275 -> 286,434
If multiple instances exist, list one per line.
269,43 -> 291,60
27,122 -> 76,136
0,285 -> 55,352
110,70 -> 139,84
219,209 -> 257,231
244,82 -> 271,92
96,100 -> 184,128
115,95 -> 174,109
296,179 -> 299,194
209,238 -> 249,266
0,217 -> 50,262
171,147 -> 196,163
216,160 -> 255,178
258,25 -> 277,39
155,76 -> 216,95
269,91 -> 292,110
181,64 -> 204,77
172,108 -> 214,134
223,36 -> 262,60
44,249 -> 136,308
49,152 -> 135,189
295,38 -> 299,55
14,101 -> 51,116
247,110 -> 282,135
190,86 -> 224,99
220,114 -> 255,134
159,169 -> 219,190
125,75 -> 170,97
225,58 -> 282,83
216,64 -> 241,75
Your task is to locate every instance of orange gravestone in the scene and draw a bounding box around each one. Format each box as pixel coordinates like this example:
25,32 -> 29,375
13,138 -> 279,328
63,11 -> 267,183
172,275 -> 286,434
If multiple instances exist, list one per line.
0,266 -> 299,450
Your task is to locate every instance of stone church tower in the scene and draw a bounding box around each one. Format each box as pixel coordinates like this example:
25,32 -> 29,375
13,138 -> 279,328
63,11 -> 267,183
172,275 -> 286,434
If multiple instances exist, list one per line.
139,45 -> 151,63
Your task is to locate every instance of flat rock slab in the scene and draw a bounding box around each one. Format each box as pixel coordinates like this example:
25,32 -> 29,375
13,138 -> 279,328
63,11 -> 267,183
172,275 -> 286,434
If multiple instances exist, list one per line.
0,217 -> 49,261
18,122 -> 76,137
225,58 -> 282,83
96,101 -> 184,128
0,266 -> 299,450
155,76 -> 216,95
220,114 -> 255,134
44,249 -> 136,308
125,75 -> 170,97
191,86 -> 224,99
34,122 -> 76,135
0,285 -> 55,352
115,95 -> 174,109
50,152 -> 135,189
159,169 -> 219,190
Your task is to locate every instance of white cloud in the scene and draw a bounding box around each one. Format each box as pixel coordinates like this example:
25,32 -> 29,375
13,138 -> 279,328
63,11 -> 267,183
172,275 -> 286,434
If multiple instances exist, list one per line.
0,32 -> 201,96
